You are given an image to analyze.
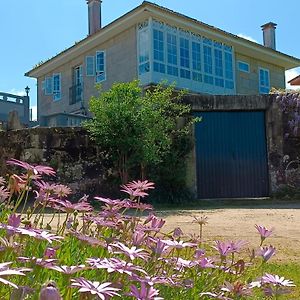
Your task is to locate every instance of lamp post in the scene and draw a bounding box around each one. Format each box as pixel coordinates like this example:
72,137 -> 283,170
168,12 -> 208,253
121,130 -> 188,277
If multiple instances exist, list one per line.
25,86 -> 30,97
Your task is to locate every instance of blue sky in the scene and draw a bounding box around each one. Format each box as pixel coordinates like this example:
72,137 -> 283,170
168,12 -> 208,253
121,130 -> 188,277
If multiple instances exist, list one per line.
0,0 -> 299,119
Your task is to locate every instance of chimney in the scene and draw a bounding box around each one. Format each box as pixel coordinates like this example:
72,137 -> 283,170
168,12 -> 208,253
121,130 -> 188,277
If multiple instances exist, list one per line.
261,22 -> 277,50
87,0 -> 102,35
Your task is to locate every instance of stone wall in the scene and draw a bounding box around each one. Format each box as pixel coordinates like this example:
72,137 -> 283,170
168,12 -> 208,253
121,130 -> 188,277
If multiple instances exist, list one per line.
0,94 -> 297,199
0,127 -> 115,199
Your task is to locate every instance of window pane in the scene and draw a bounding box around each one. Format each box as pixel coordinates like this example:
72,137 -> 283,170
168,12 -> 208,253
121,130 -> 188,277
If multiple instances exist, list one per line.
180,69 -> 190,79
204,75 -> 213,85
167,33 -> 177,65
225,52 -> 233,80
192,41 -> 201,71
180,37 -> 190,68
153,29 -> 164,62
192,72 -> 202,82
86,56 -> 95,76
259,68 -> 270,94
167,65 -> 178,76
215,77 -> 224,87
203,45 -> 212,74
238,61 -> 249,73
214,48 -> 223,77
153,62 -> 165,73
96,52 -> 104,72
45,76 -> 53,95
53,74 -> 61,100
139,30 -> 150,64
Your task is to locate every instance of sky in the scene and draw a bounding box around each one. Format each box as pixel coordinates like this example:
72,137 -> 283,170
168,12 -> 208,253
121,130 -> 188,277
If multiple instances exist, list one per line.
0,0 -> 299,120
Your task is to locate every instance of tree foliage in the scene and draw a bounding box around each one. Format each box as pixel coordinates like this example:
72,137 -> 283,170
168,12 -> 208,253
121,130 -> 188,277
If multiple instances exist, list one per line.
84,81 -> 198,183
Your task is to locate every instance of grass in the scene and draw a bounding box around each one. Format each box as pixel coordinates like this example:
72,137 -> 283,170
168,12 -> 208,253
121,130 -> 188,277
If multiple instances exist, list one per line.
253,262 -> 300,299
152,198 -> 300,211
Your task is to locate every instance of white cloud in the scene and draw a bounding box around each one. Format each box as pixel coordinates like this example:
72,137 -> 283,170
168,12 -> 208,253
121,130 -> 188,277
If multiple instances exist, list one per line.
30,105 -> 37,121
285,68 -> 300,90
237,33 -> 258,44
9,89 -> 26,96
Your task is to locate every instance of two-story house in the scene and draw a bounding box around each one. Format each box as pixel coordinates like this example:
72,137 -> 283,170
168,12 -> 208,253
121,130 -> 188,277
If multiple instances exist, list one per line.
26,0 -> 300,127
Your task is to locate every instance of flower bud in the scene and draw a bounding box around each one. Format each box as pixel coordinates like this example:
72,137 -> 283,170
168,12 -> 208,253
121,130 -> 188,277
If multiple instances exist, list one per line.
44,247 -> 56,259
39,281 -> 61,300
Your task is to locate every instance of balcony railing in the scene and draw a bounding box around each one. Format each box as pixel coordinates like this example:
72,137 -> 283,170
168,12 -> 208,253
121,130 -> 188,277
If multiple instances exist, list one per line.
69,83 -> 83,105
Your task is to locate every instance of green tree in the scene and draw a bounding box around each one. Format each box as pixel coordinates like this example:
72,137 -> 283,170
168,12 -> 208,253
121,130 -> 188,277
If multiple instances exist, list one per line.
85,80 -> 198,183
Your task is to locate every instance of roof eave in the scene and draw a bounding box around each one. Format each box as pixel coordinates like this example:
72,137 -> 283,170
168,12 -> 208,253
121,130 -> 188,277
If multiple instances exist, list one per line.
26,1 -> 300,78
25,3 -> 150,78
144,5 -> 300,70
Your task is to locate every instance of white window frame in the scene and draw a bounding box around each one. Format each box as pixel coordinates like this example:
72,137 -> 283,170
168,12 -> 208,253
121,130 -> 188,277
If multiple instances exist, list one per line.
137,18 -> 236,93
137,21 -> 150,75
95,51 -> 106,83
53,73 -> 61,101
238,61 -> 250,73
259,67 -> 270,94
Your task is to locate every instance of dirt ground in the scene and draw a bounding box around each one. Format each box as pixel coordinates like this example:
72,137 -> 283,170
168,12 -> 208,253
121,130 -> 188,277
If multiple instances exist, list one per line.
156,206 -> 300,263
42,203 -> 300,263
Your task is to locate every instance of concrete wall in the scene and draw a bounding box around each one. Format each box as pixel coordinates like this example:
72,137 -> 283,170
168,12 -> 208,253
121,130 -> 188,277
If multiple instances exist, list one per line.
0,93 -> 30,125
235,52 -> 285,94
37,26 -> 137,119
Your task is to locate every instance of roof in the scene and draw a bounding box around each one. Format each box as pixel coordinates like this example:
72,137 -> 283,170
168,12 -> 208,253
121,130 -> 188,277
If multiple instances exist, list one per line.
26,1 -> 300,78
288,75 -> 300,85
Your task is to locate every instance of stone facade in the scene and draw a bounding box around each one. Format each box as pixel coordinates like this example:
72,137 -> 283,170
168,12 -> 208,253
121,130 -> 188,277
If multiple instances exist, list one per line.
37,26 -> 137,122
235,53 -> 285,94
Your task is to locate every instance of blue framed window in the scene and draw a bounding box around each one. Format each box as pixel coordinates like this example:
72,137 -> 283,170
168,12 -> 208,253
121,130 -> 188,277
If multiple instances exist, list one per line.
95,51 -> 106,82
214,49 -> 223,77
192,41 -> 202,82
138,28 -> 150,75
153,29 -> 165,73
259,68 -> 270,94
180,37 -> 190,79
192,42 -> 201,71
214,46 -> 224,87
137,19 -> 236,92
53,73 -> 61,101
238,61 -> 250,73
153,29 -> 164,62
203,40 -> 213,74
225,52 -> 233,79
203,43 -> 213,84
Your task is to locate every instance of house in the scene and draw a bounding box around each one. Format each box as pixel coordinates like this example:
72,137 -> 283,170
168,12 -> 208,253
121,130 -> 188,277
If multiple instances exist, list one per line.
0,89 -> 31,129
288,75 -> 300,86
24,1 -> 300,199
25,0 -> 300,127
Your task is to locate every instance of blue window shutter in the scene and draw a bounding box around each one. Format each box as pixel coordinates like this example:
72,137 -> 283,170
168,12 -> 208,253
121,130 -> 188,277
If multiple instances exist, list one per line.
45,76 -> 53,95
86,56 -> 95,76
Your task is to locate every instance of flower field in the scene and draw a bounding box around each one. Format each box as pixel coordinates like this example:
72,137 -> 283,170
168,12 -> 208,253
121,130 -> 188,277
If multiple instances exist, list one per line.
0,159 -> 297,299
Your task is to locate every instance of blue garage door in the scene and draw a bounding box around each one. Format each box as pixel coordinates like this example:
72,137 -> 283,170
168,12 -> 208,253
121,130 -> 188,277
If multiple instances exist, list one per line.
195,111 -> 269,199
